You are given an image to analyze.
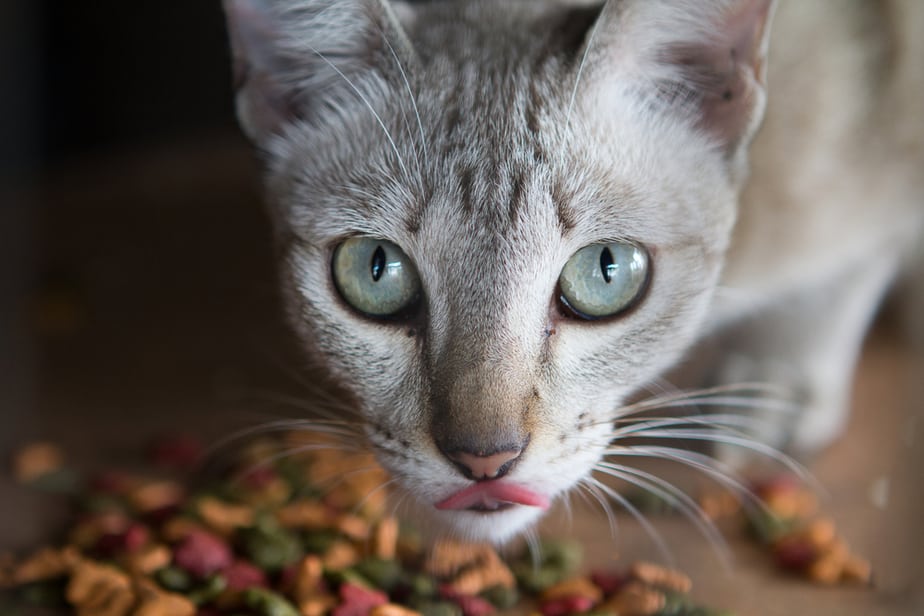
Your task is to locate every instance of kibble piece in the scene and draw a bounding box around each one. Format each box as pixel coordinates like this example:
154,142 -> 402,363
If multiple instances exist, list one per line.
173,529 -> 234,578
373,517 -> 399,560
299,593 -> 338,616
128,480 -> 184,514
323,540 -> 361,571
13,442 -> 65,483
124,543 -> 172,575
197,496 -> 256,535
133,577 -> 196,616
292,555 -> 324,603
600,581 -> 665,616
276,501 -> 330,529
540,576 -> 603,603
244,587 -> 302,616
371,603 -> 423,616
841,555 -> 872,585
66,559 -> 135,616
12,547 -> 79,585
336,513 -> 371,540
630,561 -> 693,593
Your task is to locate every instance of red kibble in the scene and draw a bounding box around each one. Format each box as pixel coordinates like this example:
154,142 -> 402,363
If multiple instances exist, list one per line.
540,596 -> 596,616
452,593 -> 496,616
240,466 -> 278,490
590,570 -> 630,595
221,559 -> 268,591
148,434 -> 204,470
333,583 -> 389,616
122,523 -> 150,553
89,470 -> 136,495
173,530 -> 233,578
773,536 -> 819,572
752,475 -> 800,498
438,586 -> 496,615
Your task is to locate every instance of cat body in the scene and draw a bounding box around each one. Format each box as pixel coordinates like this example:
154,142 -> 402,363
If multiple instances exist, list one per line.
224,0 -> 924,542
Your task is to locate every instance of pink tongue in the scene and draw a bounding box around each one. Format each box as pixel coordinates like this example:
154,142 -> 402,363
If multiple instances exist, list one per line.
435,481 -> 550,511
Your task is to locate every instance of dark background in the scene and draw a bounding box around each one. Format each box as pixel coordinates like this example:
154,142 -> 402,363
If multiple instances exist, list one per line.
1,1 -> 237,177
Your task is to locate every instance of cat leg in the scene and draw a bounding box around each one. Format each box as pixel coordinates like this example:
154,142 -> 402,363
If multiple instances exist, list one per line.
712,252 -> 901,461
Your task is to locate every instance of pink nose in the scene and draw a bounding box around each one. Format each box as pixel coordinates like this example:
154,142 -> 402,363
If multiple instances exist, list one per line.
448,448 -> 523,480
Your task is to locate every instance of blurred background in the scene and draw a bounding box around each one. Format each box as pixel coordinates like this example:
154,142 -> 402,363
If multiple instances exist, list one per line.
0,1 -> 301,548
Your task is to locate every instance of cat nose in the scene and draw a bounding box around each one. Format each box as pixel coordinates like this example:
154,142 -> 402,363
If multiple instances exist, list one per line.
446,446 -> 525,481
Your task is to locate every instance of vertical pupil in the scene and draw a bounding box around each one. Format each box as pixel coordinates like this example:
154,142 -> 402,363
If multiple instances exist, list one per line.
600,247 -> 615,283
370,246 -> 387,282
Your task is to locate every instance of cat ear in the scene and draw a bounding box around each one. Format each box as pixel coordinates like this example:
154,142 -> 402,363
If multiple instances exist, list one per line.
223,0 -> 416,146
582,0 -> 775,157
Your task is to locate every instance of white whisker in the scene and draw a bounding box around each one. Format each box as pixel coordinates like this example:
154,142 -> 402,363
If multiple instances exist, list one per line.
584,476 -> 675,567
594,461 -> 731,566
307,47 -> 410,181
382,35 -> 428,170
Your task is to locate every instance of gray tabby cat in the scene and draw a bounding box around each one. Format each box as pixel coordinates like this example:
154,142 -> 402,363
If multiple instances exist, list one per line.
223,0 -> 924,543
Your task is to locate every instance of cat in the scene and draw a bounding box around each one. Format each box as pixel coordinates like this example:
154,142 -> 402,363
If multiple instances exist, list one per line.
222,0 -> 924,544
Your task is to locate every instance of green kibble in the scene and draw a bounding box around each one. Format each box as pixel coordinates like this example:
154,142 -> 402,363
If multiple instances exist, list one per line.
16,579 -> 67,607
540,540 -> 583,574
28,468 -> 82,495
188,574 -> 228,606
402,572 -> 437,600
302,529 -> 340,554
355,557 -> 403,591
156,565 -> 193,592
244,588 -> 302,616
512,564 -> 564,592
240,524 -> 303,572
479,584 -> 519,609
746,510 -> 797,545
416,600 -> 463,616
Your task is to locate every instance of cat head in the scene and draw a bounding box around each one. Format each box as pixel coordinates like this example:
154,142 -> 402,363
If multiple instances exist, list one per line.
224,0 -> 774,543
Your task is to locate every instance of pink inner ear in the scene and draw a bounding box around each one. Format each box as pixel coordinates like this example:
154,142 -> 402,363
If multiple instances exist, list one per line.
667,0 -> 774,151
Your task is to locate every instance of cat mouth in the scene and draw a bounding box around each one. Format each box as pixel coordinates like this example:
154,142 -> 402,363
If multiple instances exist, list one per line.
434,481 -> 550,512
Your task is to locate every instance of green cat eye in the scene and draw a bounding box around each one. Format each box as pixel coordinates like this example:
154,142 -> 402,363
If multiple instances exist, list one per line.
332,237 -> 421,318
559,242 -> 649,319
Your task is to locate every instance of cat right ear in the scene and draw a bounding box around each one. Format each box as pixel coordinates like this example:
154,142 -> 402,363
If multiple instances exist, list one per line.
223,0 -> 415,147
580,0 -> 776,161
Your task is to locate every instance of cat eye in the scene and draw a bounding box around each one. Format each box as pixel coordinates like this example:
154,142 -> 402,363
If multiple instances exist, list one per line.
558,242 -> 650,319
332,237 -> 422,318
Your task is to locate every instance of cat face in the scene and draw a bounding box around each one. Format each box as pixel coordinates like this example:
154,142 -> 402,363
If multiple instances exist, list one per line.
225,0 -> 772,543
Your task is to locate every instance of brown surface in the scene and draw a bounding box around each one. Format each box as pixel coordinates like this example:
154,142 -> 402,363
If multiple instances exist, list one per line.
1,135 -> 922,614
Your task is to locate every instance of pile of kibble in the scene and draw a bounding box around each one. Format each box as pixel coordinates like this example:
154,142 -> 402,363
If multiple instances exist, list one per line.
701,476 -> 872,586
1,435 -> 729,616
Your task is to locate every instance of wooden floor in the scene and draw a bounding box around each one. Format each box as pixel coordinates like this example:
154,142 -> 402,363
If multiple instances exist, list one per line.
1,136 -> 921,615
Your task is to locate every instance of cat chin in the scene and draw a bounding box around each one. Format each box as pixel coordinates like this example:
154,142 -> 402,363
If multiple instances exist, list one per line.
396,494 -> 546,545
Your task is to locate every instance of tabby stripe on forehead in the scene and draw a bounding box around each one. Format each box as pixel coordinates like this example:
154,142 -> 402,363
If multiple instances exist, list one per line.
507,169 -> 527,226
552,181 -> 577,232
459,166 -> 475,215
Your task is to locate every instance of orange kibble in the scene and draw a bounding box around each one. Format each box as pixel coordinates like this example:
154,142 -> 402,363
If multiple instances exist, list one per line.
12,442 -> 65,483
630,561 -> 693,593
841,555 -> 873,585
373,517 -> 399,560
322,540 -> 360,571
197,497 -> 255,535
805,517 -> 837,550
298,593 -> 338,616
600,581 -> 665,615
276,501 -> 330,529
292,555 -> 325,603
335,513 -> 370,540
541,576 -> 603,603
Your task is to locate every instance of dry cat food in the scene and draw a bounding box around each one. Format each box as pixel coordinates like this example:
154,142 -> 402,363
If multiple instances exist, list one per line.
696,475 -> 872,586
2,435 -> 731,616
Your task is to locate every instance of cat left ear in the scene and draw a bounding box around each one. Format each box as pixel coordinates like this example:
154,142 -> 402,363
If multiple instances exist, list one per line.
223,0 -> 416,147
582,0 -> 776,159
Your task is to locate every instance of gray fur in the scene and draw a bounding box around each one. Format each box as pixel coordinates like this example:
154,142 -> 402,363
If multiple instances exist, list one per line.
224,0 -> 924,542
